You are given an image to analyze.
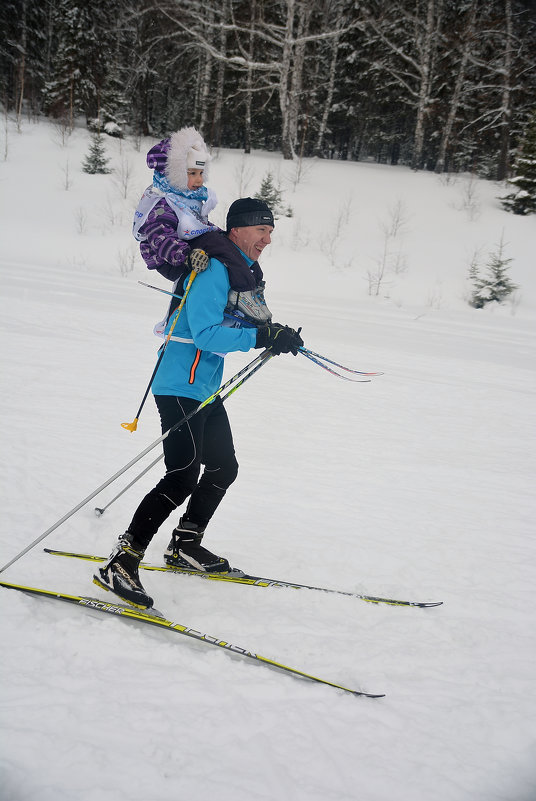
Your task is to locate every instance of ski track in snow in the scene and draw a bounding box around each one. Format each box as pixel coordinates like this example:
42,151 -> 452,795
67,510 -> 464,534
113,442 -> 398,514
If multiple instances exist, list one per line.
1,119 -> 535,801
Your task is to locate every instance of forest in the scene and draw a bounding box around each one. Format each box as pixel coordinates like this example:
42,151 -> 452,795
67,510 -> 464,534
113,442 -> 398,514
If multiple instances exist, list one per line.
2,0 -> 535,179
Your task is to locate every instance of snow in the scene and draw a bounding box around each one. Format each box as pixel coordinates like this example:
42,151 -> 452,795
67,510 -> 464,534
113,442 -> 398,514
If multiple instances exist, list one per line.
1,117 -> 535,801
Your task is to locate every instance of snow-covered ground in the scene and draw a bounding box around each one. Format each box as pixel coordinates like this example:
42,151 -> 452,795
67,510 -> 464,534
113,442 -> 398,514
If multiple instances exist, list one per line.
1,118 -> 535,801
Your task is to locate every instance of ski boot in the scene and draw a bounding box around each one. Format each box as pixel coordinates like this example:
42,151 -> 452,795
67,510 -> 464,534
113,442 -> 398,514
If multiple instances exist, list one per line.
94,537 -> 153,609
164,518 -> 230,573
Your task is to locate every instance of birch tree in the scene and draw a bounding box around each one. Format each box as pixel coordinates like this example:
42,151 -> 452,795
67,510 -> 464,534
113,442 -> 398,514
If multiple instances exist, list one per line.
4,0 -> 535,176
451,0 -> 533,178
142,0 -> 355,157
362,0 -> 444,169
313,2 -> 345,156
243,0 -> 257,153
434,0 -> 479,173
497,0 -> 514,180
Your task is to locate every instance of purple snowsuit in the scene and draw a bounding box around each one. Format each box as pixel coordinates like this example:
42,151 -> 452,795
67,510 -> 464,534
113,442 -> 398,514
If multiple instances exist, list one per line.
137,139 -> 262,291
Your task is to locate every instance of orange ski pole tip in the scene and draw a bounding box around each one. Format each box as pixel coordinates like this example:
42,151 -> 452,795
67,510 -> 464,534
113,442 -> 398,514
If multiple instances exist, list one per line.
121,419 -> 138,432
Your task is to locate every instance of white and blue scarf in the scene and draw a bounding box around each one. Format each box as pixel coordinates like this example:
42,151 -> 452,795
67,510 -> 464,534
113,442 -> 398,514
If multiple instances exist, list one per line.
153,171 -> 217,239
133,172 -> 218,242
152,170 -> 209,211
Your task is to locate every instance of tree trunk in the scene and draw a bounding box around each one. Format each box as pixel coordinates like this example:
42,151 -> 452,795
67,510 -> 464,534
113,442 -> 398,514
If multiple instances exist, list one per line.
435,0 -> 478,173
497,0 -> 513,180
286,2 -> 312,157
279,0 -> 295,159
244,0 -> 256,154
412,0 -> 438,169
211,0 -> 229,147
314,26 -> 341,156
16,0 -> 28,130
198,7 -> 214,135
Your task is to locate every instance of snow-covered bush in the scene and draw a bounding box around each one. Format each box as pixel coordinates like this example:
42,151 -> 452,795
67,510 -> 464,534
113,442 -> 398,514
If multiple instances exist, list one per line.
82,132 -> 111,175
255,172 -> 292,218
469,235 -> 518,308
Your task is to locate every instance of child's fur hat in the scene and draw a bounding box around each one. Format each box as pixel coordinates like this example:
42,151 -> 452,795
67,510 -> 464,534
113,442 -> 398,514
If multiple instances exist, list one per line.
166,127 -> 211,190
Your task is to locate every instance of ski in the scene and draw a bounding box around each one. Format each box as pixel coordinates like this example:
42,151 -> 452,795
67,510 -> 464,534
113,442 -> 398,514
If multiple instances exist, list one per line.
44,549 -> 443,608
299,347 -> 384,377
299,350 -> 372,382
0,579 -> 383,698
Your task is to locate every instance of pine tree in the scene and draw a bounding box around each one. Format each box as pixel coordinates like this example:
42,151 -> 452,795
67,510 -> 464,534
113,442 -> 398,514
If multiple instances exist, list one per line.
469,235 -> 517,308
100,67 -> 130,136
82,132 -> 110,174
98,4 -> 133,136
501,109 -> 536,215
254,172 -> 292,218
41,0 -> 97,124
255,172 -> 282,208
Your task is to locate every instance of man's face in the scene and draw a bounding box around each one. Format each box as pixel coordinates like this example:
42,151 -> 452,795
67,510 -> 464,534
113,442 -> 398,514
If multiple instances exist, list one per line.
187,169 -> 205,190
229,225 -> 273,261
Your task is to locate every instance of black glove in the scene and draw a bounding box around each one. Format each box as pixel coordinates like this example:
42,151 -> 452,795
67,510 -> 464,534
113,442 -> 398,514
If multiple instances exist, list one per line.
255,323 -> 304,356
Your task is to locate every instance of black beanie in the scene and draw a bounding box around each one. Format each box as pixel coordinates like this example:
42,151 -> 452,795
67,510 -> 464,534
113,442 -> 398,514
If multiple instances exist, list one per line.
226,197 -> 275,232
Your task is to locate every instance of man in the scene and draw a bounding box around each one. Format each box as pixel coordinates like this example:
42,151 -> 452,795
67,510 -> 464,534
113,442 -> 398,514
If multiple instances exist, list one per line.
94,198 -> 303,609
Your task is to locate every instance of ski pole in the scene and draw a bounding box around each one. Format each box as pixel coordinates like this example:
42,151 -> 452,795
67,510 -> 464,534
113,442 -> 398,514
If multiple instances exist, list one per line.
0,350 -> 273,575
94,453 -> 163,516
122,268 -> 197,432
96,349 -> 274,515
138,281 -> 182,300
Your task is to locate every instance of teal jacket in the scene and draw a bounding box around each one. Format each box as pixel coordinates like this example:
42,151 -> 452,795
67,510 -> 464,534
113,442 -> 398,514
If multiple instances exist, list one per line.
151,255 -> 257,401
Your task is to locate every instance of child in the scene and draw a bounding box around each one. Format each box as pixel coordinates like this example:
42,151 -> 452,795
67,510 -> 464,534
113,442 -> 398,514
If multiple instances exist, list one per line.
133,127 -> 271,325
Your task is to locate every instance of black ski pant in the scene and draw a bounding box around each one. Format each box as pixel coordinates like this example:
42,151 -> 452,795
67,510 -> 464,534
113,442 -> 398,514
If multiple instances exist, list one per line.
127,395 -> 238,551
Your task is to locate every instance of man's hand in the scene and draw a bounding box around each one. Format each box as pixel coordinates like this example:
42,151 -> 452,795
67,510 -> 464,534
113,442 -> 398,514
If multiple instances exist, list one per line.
255,323 -> 304,356
188,249 -> 209,273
